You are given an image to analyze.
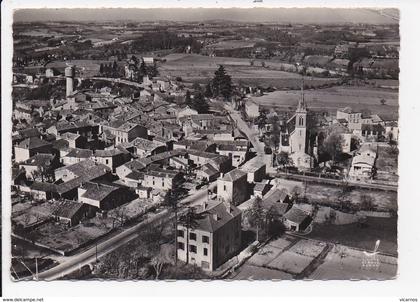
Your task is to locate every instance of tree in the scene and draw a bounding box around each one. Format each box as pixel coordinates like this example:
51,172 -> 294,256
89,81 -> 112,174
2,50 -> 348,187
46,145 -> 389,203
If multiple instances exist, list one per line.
211,65 -> 233,101
192,82 -> 201,93
277,151 -> 292,170
380,98 -> 387,106
244,197 -> 266,242
204,82 -> 212,98
191,92 -> 209,113
265,206 -> 285,238
112,61 -> 118,77
322,132 -> 344,163
164,189 -> 182,266
178,207 -> 203,265
269,118 -> 281,152
256,111 -> 267,134
139,60 -> 147,78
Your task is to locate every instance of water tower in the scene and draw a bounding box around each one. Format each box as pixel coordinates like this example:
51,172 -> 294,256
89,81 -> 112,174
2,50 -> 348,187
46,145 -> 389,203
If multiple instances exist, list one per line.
65,65 -> 75,97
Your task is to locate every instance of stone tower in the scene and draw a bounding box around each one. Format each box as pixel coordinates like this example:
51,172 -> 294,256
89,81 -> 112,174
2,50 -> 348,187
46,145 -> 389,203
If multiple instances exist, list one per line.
65,65 -> 75,97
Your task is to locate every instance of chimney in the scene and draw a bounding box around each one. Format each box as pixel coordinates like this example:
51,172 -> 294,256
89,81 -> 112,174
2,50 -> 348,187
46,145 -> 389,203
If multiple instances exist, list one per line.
203,201 -> 208,210
213,214 -> 219,221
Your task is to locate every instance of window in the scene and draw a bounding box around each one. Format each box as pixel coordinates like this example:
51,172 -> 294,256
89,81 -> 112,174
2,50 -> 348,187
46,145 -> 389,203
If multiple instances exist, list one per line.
299,116 -> 304,126
177,242 -> 185,250
223,185 -> 226,191
202,235 -> 209,243
203,248 -> 208,256
105,159 -> 109,165
189,245 -> 197,254
190,232 -> 197,241
177,230 -> 184,237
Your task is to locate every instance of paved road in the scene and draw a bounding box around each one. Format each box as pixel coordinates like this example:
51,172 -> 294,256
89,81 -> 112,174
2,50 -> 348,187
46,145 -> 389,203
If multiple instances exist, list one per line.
224,104 -> 265,156
28,183 -> 215,281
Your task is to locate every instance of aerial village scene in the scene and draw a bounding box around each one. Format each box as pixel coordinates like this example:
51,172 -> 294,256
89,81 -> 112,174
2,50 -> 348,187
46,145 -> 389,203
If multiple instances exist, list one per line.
10,8 -> 399,280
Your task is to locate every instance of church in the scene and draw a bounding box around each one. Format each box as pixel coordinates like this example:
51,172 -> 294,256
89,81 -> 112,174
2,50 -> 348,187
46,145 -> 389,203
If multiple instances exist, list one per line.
278,86 -> 315,170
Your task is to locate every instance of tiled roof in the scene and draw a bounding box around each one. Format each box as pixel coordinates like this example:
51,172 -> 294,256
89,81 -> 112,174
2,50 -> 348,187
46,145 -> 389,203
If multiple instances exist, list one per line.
17,137 -> 51,149
284,205 -> 311,224
65,148 -> 93,158
21,153 -> 55,167
56,159 -> 110,178
221,169 -> 247,182
239,156 -> 265,173
193,201 -> 241,233
80,181 -> 125,201
30,181 -> 57,192
53,200 -> 86,219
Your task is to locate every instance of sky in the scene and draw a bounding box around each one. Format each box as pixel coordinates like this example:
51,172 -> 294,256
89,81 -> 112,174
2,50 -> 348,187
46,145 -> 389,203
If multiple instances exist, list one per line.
13,7 -> 399,24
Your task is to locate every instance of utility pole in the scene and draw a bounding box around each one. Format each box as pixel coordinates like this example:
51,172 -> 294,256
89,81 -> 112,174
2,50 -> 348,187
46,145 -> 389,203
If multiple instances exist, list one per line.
35,257 -> 38,280
95,243 -> 98,263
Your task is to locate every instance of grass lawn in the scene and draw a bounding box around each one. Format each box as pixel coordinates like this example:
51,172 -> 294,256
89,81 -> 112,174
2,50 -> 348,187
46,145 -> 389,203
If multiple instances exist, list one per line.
305,217 -> 398,255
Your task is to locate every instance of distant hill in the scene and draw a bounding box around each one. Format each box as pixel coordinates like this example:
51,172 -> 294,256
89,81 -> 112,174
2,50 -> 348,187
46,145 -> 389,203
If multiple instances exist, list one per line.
14,7 -> 399,24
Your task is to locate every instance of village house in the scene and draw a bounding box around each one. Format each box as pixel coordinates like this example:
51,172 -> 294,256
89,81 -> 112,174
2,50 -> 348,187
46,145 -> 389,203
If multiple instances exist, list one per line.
19,153 -> 59,180
385,121 -> 399,142
62,148 -> 93,165
14,137 -> 53,163
177,200 -> 242,271
216,143 -> 249,168
173,140 -> 216,153
55,159 -> 111,183
217,169 -> 249,205
47,120 -> 99,139
141,167 -> 184,191
336,107 -> 362,124
361,124 -> 384,142
78,181 -> 136,210
92,148 -> 131,172
176,106 -> 199,119
29,181 -> 58,201
52,200 -> 95,227
349,143 -> 378,180
130,137 -> 167,157
239,156 -> 266,183
187,149 -> 231,173
160,122 -> 184,141
12,128 -> 42,145
244,100 -> 260,119
59,132 -> 87,149
102,121 -> 148,145
197,163 -> 220,182
283,205 -> 313,232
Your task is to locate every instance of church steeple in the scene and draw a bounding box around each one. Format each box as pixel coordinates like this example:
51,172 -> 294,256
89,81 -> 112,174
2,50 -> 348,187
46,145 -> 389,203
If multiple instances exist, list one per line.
297,75 -> 306,113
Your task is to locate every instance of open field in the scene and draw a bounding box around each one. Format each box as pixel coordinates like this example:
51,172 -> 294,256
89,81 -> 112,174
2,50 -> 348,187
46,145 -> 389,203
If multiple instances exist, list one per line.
160,53 -> 340,88
305,183 -> 398,211
306,217 -> 398,255
252,86 -> 399,117
309,244 -> 397,280
231,235 -> 397,280
206,39 -> 256,50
